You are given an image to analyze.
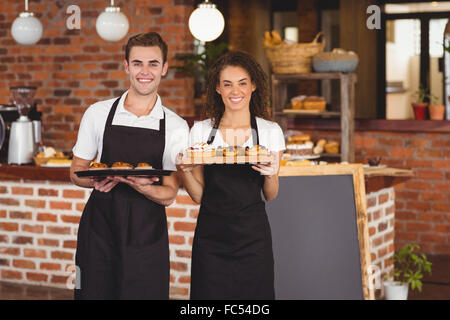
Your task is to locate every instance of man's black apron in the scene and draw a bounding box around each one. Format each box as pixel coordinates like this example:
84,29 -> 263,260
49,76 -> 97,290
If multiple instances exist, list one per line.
190,116 -> 275,300
75,96 -> 169,300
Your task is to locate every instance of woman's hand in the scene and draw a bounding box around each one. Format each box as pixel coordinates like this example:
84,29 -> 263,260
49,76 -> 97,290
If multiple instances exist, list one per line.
252,152 -> 280,177
93,177 -> 119,193
176,153 -> 200,173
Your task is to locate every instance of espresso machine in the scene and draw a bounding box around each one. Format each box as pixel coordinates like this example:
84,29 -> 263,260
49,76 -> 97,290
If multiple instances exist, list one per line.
7,86 -> 41,165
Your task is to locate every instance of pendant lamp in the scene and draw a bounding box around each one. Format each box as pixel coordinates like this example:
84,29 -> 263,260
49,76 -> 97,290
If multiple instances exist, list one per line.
189,0 -> 225,42
11,0 -> 43,45
96,0 -> 129,42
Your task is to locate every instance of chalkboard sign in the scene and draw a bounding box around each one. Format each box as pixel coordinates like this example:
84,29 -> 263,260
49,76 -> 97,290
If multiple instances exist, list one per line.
267,164 -> 374,300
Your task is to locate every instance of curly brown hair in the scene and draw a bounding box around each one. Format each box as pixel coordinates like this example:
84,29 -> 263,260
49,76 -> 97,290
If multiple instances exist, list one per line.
203,51 -> 271,127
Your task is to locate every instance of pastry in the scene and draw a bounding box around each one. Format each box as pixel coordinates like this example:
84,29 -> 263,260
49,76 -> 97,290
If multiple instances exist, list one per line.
223,146 -> 237,157
246,145 -> 268,156
291,95 -> 306,110
47,158 -> 72,165
215,146 -> 225,157
285,160 -> 311,167
111,162 -> 134,169
236,146 -> 246,156
89,162 -> 108,170
288,134 -> 311,144
303,96 -> 326,111
186,143 -> 215,159
324,141 -> 339,154
317,139 -> 327,148
313,145 -> 324,155
286,143 -> 313,156
135,163 -> 153,170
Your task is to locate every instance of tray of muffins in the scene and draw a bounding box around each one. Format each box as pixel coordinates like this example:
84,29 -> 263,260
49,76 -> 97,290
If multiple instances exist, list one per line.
181,143 -> 272,165
75,162 -> 174,178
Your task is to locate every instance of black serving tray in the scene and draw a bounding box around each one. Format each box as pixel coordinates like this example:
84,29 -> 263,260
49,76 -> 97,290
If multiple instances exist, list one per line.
75,169 -> 174,178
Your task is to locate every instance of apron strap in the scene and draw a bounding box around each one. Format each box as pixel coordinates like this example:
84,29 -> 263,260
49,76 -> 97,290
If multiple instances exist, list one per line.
105,96 -> 122,128
207,115 -> 259,146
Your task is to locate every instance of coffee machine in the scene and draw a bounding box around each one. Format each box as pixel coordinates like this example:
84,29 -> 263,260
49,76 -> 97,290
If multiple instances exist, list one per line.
7,86 -> 41,165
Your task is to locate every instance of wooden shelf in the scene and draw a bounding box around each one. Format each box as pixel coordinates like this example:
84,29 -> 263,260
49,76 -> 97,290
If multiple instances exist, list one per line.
271,72 -> 357,163
278,110 -> 341,118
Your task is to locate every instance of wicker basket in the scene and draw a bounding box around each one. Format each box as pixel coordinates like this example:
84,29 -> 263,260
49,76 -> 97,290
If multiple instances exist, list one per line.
265,32 -> 326,74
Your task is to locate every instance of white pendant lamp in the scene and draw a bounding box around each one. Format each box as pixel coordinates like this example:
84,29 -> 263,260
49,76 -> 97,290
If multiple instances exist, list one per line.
11,0 -> 43,45
189,0 -> 225,42
96,0 -> 129,42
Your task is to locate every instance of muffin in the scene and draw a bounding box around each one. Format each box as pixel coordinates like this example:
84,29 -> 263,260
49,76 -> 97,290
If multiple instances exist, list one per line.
135,163 -> 153,170
111,162 -> 134,169
89,162 -> 108,170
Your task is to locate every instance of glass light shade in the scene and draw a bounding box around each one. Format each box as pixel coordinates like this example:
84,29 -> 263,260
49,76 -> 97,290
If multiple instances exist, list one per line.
96,7 -> 129,42
11,12 -> 43,45
189,3 -> 225,42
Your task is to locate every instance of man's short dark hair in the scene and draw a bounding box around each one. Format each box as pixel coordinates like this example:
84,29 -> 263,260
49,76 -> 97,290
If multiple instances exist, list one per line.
125,32 -> 168,64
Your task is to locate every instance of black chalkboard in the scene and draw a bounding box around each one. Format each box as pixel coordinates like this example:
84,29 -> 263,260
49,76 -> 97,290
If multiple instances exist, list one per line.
266,168 -> 372,300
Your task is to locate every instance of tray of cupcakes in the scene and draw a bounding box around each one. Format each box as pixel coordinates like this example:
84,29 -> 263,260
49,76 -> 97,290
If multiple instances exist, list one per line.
181,143 -> 272,165
75,162 -> 174,178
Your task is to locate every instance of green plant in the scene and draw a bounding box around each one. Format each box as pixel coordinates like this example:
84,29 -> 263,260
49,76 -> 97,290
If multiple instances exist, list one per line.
172,42 -> 228,97
388,243 -> 432,292
412,85 -> 431,104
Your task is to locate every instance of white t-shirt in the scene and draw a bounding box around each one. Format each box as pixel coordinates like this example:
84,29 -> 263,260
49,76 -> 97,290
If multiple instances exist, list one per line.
189,118 -> 286,152
72,90 -> 189,170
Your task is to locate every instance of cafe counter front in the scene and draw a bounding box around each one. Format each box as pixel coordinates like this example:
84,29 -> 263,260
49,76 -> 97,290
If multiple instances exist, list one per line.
0,163 -> 412,299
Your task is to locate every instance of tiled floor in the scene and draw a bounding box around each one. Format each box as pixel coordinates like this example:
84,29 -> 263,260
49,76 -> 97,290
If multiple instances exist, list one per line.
0,255 -> 448,300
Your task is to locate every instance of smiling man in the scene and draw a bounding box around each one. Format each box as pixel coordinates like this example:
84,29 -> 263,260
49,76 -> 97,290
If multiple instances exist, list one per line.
70,32 -> 189,300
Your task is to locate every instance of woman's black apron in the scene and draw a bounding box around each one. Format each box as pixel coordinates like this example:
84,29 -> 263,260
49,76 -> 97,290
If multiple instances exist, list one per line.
74,96 -> 169,300
190,116 -> 275,300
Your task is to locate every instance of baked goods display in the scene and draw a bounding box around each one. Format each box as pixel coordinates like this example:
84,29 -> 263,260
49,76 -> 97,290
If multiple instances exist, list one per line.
285,134 -> 340,158
34,146 -> 69,166
182,144 -> 271,165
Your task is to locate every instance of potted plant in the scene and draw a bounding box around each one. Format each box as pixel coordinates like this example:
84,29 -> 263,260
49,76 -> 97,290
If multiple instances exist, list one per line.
383,243 -> 432,300
172,41 -> 228,99
429,94 -> 445,120
411,86 -> 430,120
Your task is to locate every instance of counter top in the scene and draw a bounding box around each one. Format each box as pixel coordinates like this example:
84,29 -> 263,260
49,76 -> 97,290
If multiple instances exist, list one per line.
0,163 -> 413,193
0,164 -> 71,182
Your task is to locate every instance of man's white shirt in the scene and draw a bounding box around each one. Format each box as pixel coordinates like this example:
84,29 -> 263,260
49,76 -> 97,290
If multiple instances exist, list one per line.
73,90 -> 189,170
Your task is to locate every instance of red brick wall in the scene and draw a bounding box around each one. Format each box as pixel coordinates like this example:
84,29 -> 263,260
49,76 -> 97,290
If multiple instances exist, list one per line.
0,0 -> 195,152
300,129 -> 450,255
0,179 -> 396,298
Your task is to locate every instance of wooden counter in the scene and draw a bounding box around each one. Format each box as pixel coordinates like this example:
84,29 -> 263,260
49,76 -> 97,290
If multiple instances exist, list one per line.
279,164 -> 413,193
0,163 -> 413,194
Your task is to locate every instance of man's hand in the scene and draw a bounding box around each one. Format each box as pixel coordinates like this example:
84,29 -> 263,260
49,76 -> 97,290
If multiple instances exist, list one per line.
113,176 -> 159,194
93,177 -> 119,192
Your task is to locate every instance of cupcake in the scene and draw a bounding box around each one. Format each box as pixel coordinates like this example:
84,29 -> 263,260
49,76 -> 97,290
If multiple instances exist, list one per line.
223,146 -> 237,157
246,145 -> 268,156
